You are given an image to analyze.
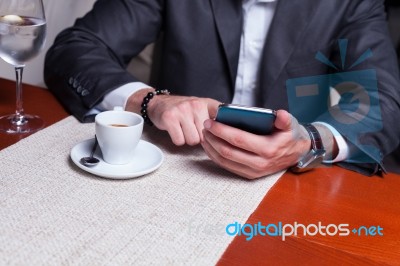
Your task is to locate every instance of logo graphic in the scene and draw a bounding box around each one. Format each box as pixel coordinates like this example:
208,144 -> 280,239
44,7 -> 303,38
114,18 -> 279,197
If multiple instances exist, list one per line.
225,221 -> 384,241
286,39 -> 382,163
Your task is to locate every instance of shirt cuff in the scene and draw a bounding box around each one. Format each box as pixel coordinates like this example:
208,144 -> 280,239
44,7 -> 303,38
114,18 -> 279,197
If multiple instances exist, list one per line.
313,121 -> 349,163
96,82 -> 151,111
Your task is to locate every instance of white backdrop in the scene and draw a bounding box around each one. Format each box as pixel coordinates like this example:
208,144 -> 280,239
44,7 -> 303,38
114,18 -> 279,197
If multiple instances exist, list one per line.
0,0 -> 97,87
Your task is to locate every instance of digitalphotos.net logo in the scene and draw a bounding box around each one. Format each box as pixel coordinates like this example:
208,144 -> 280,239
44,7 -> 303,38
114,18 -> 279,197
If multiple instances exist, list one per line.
226,221 -> 384,241
286,39 -> 383,163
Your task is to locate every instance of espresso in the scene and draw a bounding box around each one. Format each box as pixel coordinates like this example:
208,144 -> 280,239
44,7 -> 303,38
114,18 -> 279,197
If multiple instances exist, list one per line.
110,124 -> 129,127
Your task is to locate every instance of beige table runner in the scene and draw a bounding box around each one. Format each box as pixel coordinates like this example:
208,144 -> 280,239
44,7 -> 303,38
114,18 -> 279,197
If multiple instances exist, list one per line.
0,116 -> 284,265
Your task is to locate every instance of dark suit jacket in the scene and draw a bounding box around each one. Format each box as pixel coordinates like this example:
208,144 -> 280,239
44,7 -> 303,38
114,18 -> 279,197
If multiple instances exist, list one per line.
44,0 -> 400,174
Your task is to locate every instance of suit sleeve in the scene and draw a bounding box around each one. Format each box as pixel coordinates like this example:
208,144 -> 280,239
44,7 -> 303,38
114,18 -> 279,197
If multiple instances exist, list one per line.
44,0 -> 163,122
316,0 -> 400,174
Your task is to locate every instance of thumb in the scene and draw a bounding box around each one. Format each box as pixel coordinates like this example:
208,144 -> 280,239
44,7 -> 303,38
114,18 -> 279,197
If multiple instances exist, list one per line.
274,109 -> 294,131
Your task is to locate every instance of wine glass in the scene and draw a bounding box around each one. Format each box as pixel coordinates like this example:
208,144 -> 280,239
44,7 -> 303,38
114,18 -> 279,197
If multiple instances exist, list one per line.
0,0 -> 46,134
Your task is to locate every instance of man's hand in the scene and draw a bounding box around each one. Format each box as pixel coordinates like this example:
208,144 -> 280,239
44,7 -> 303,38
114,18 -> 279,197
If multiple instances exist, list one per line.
201,110 -> 311,179
125,88 -> 220,146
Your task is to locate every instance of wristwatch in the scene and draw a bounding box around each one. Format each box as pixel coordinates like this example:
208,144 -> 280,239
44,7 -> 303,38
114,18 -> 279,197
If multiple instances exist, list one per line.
291,123 -> 326,173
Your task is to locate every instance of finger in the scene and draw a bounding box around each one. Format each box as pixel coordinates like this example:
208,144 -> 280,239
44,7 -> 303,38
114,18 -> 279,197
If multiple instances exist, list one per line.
274,109 -> 293,131
203,129 -> 269,170
180,116 -> 202,146
164,118 -> 186,146
193,106 -> 212,142
202,137 -> 269,179
206,99 -> 221,119
177,98 -> 213,145
204,119 -> 268,154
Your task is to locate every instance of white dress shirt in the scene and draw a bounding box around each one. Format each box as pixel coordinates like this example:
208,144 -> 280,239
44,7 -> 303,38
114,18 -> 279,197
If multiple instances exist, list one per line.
232,0 -> 277,106
94,0 -> 348,162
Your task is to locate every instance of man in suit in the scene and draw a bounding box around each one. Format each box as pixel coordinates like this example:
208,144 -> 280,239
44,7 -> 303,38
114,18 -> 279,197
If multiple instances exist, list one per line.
45,0 -> 400,178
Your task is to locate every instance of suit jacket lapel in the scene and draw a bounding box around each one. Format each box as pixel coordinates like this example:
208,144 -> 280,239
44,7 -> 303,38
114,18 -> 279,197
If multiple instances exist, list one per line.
259,0 -> 321,104
210,0 -> 243,88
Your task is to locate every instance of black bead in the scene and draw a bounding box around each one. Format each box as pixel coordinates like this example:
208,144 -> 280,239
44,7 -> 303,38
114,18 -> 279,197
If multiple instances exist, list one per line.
141,89 -> 170,126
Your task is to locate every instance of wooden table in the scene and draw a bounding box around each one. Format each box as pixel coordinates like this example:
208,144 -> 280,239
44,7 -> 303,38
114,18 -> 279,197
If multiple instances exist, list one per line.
0,78 -> 68,148
1,78 -> 399,265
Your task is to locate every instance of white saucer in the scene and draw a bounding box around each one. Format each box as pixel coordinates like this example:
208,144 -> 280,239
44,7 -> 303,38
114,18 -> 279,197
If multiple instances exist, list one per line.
70,138 -> 164,179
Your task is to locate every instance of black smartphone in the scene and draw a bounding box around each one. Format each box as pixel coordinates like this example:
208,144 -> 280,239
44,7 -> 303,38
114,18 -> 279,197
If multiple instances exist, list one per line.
215,104 -> 277,135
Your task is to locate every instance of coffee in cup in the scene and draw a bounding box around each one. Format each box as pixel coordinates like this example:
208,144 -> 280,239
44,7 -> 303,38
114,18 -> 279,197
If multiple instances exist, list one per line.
95,109 -> 144,165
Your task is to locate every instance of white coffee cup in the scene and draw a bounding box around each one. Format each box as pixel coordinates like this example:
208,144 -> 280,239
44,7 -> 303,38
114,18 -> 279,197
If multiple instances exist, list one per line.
95,109 -> 144,165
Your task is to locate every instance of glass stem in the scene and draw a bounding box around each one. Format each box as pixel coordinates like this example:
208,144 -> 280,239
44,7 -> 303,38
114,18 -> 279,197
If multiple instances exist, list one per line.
14,66 -> 26,125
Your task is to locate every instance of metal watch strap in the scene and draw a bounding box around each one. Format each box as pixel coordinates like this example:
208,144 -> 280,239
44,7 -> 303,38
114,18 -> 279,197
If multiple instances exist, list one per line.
291,123 -> 326,173
303,123 -> 323,151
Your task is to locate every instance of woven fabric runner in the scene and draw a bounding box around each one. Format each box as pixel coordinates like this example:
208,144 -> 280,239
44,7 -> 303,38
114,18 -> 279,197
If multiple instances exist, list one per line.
0,116 -> 283,265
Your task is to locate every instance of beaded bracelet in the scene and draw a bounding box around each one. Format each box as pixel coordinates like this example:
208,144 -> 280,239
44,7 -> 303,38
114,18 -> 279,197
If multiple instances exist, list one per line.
141,89 -> 170,126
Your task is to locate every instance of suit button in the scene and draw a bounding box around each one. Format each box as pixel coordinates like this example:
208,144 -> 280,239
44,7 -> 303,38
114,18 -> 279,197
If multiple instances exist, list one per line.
68,77 -> 74,85
73,80 -> 79,89
76,86 -> 83,93
81,89 -> 90,96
